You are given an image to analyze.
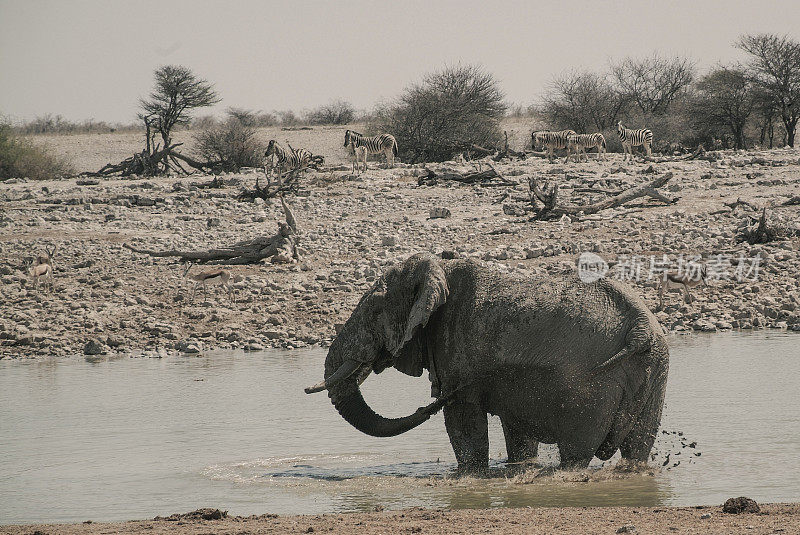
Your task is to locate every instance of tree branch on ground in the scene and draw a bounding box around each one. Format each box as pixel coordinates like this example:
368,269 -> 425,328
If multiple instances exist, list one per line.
123,201 -> 300,264
529,172 -> 677,219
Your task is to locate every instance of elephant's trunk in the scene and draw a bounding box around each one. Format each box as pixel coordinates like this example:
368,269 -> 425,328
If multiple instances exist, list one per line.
331,382 -> 444,438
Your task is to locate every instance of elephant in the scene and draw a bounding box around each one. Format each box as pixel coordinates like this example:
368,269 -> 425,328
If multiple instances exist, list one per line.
305,253 -> 669,473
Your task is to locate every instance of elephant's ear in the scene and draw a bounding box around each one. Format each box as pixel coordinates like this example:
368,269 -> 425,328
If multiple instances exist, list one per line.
389,256 -> 449,357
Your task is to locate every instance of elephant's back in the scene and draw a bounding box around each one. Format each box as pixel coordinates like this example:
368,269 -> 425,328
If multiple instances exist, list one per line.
442,260 -> 665,372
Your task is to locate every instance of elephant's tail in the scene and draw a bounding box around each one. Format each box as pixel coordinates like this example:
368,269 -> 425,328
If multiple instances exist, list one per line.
589,316 -> 657,377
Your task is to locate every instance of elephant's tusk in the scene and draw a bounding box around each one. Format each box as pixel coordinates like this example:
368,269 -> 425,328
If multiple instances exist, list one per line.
304,380 -> 327,394
304,359 -> 362,394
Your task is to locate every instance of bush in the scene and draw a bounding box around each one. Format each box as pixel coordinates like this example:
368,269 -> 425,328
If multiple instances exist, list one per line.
276,110 -> 300,127
0,121 -> 73,180
372,64 -> 507,162
192,116 -> 266,171
304,100 -> 356,125
14,114 -> 137,135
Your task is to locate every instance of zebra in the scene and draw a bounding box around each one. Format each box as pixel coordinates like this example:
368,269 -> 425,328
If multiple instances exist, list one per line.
265,140 -> 311,183
617,122 -> 653,161
565,133 -> 607,162
346,138 -> 368,174
343,130 -> 398,168
531,130 -> 576,162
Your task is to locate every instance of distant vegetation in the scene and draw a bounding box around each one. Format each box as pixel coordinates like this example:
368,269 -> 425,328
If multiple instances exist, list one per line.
12,114 -> 139,135
535,33 -> 800,151
0,120 -> 73,180
8,32 -> 799,167
372,64 -> 506,162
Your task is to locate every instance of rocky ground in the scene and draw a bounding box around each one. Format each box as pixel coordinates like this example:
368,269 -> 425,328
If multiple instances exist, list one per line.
2,503 -> 798,534
1,125 -> 799,359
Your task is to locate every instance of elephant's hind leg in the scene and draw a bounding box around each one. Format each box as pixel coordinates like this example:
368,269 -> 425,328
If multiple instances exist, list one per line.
443,399 -> 489,473
501,419 -> 539,465
620,367 -> 668,463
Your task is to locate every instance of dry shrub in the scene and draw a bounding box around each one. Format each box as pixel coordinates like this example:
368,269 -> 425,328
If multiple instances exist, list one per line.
192,116 -> 266,171
305,100 -> 355,125
0,121 -> 73,180
372,64 -> 507,162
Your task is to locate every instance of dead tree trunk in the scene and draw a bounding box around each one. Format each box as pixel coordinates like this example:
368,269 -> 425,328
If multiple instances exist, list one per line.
531,172 -> 676,219
123,199 -> 300,264
418,164 -> 515,187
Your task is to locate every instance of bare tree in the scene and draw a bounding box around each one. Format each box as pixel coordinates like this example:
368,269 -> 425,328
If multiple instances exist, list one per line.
611,54 -> 695,115
541,70 -> 629,132
140,65 -> 220,149
691,66 -> 754,149
737,33 -> 800,147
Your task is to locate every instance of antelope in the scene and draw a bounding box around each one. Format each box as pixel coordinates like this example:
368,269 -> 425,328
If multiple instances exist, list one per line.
658,265 -> 707,310
26,244 -> 57,291
183,262 -> 235,303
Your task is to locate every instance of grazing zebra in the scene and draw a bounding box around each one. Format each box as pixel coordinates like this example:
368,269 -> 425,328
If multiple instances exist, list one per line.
565,133 -> 607,162
531,130 -> 576,162
617,122 -> 653,161
265,140 -> 311,183
343,130 -> 398,168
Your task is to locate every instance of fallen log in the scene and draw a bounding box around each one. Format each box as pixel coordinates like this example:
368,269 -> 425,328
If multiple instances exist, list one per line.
531,172 -> 676,219
418,165 -> 515,187
123,199 -> 300,265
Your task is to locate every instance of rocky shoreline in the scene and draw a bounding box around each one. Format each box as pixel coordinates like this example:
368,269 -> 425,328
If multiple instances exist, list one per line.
1,143 -> 799,359
2,503 -> 798,534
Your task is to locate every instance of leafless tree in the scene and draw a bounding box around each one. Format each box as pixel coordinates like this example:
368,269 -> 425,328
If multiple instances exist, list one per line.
611,54 -> 695,115
690,66 -> 754,149
737,33 -> 800,147
541,70 -> 629,132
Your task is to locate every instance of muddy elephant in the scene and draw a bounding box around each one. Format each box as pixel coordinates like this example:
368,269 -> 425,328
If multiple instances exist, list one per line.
305,254 -> 669,472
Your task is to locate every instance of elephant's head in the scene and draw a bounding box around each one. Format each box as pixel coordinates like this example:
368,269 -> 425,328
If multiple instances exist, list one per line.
305,254 -> 449,437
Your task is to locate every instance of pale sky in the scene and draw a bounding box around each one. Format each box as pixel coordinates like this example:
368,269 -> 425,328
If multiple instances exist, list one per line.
1,0 -> 799,124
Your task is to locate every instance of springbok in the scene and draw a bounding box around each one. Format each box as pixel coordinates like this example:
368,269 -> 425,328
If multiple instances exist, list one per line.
658,265 -> 707,310
27,244 -> 56,291
183,262 -> 235,303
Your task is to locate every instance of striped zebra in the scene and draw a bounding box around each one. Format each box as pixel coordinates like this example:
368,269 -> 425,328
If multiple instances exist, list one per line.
617,122 -> 653,161
343,130 -> 398,168
346,139 -> 368,174
565,133 -> 607,162
265,140 -> 312,182
531,129 -> 576,162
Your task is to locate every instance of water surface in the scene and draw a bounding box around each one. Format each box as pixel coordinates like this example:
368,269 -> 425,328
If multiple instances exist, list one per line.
1,331 -> 798,524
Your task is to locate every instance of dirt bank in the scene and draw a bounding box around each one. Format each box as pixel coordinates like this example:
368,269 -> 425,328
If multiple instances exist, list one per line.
2,503 -> 798,534
1,124 -> 798,359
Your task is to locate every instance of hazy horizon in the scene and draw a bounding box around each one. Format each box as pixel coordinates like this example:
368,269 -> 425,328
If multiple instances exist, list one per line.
1,0 -> 799,124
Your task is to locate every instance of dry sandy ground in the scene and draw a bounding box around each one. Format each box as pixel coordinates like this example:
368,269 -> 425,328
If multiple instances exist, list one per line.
2,504 -> 798,534
1,122 -> 799,358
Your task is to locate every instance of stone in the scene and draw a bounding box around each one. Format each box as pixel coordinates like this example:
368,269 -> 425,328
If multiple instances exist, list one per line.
722,496 -> 760,514
83,339 -> 104,355
429,207 -> 451,219
616,525 -> 636,533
